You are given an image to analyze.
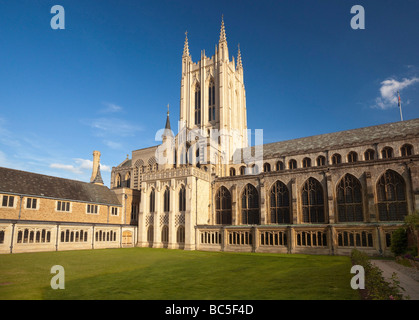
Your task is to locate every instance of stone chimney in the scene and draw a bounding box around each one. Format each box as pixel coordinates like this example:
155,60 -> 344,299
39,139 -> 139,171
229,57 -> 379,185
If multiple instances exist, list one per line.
90,150 -> 104,185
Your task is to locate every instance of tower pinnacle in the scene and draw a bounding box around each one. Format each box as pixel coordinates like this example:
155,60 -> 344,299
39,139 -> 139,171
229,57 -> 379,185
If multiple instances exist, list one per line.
219,15 -> 227,43
237,44 -> 242,70
183,31 -> 190,57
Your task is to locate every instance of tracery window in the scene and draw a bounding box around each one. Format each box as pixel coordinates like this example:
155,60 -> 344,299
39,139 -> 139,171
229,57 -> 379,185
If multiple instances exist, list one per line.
337,174 -> 363,222
179,186 -> 186,212
208,79 -> 216,121
194,83 -> 201,125
161,226 -> 169,243
241,184 -> 260,225
229,167 -> 236,176
149,189 -> 155,213
215,186 -> 232,225
269,181 -> 290,224
177,226 -> 185,244
377,170 -> 407,221
263,163 -> 271,172
164,188 -> 170,212
301,178 -> 325,223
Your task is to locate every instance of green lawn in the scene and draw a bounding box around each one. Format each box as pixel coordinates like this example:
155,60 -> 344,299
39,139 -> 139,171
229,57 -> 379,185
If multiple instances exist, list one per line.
0,247 -> 360,300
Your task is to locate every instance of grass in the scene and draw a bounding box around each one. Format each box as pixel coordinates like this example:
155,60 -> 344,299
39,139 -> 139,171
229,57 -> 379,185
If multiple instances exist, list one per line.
0,247 -> 360,300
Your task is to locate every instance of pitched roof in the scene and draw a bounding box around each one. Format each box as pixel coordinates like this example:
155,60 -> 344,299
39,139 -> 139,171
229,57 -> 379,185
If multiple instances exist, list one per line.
234,118 -> 419,160
0,167 -> 121,206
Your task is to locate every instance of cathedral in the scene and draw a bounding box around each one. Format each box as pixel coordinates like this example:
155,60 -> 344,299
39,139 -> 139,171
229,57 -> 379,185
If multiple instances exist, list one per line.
1,18 -> 418,255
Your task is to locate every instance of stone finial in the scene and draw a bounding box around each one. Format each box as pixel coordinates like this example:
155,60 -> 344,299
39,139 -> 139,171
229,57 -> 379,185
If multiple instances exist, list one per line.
183,31 -> 190,57
219,15 -> 227,43
236,44 -> 243,70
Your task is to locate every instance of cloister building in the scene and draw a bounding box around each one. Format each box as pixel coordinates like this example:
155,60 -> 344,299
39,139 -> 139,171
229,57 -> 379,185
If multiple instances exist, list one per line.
1,18 -> 418,255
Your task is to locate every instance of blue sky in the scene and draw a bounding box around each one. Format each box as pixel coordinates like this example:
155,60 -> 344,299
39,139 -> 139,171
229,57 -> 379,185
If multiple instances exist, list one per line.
0,0 -> 418,187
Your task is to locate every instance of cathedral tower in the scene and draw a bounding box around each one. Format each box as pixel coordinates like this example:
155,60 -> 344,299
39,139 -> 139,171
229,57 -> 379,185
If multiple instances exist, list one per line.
179,17 -> 248,166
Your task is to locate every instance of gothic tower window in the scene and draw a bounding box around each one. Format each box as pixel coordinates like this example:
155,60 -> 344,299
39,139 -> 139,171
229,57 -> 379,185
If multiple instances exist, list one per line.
301,178 -> 325,223
125,172 -> 131,188
377,170 -> 407,221
263,163 -> 271,172
269,180 -> 290,224
179,186 -> 186,212
194,83 -> 201,125
215,186 -> 232,225
240,166 -> 246,175
241,184 -> 260,225
208,79 -> 216,121
229,168 -> 236,176
337,174 -> 364,222
164,187 -> 170,213
150,188 -> 155,213
116,174 -> 121,188
147,226 -> 154,244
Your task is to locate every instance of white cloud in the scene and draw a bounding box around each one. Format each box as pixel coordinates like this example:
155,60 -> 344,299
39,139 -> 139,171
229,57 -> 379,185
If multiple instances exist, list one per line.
50,163 -> 83,174
50,158 -> 111,175
101,102 -> 123,113
373,77 -> 419,109
84,117 -> 143,136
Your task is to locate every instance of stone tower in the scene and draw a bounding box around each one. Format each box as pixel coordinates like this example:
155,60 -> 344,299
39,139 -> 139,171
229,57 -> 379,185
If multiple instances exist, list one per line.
179,17 -> 248,167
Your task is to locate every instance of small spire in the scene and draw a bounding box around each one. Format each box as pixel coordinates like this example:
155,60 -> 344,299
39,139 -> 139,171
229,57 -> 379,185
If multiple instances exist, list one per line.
164,104 -> 173,134
183,31 -> 190,57
92,164 -> 104,185
237,44 -> 242,70
219,15 -> 227,43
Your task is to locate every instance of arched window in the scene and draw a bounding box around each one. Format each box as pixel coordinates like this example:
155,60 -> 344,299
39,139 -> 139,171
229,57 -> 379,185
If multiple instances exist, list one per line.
149,189 -> 155,213
194,83 -> 201,125
116,174 -> 121,188
317,156 -> 326,166
229,167 -> 236,176
401,144 -> 413,157
302,158 -> 311,168
208,79 -> 215,121
240,166 -> 246,175
179,186 -> 186,212
251,164 -> 259,175
364,149 -> 375,161
161,226 -> 169,243
377,170 -> 407,221
270,181 -> 290,224
302,178 -> 325,223
177,226 -> 185,244
125,172 -> 131,188
276,161 -> 284,171
332,153 -> 341,165
337,174 -> 363,222
347,151 -> 358,163
381,147 -> 393,159
215,186 -> 232,225
163,188 -> 170,212
241,184 -> 260,225
289,159 -> 297,170
263,163 -> 271,173
147,226 -> 154,244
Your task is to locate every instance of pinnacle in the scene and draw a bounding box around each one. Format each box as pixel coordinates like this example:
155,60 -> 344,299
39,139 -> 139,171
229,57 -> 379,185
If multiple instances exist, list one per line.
183,31 -> 190,57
